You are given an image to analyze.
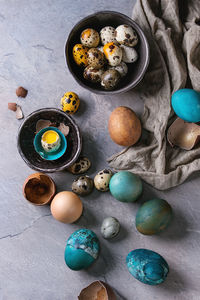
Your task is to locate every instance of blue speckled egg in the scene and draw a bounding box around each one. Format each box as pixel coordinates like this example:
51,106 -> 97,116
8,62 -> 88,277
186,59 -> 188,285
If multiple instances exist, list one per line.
126,249 -> 169,285
171,89 -> 200,122
65,229 -> 100,271
109,171 -> 142,202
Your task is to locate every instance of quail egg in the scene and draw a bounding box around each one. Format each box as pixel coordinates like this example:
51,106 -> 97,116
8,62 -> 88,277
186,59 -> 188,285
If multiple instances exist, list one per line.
61,91 -> 80,114
83,66 -> 104,83
67,156 -> 91,174
121,44 -> 138,63
87,48 -> 105,69
94,169 -> 113,191
101,217 -> 120,239
100,26 -> 117,45
80,28 -> 100,48
101,69 -> 121,90
103,42 -> 122,66
72,175 -> 94,196
115,24 -> 138,47
73,44 -> 88,67
108,61 -> 128,77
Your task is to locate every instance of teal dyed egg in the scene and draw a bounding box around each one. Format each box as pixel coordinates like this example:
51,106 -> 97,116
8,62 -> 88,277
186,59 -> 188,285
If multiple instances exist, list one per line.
136,198 -> 172,235
171,89 -> 200,122
126,249 -> 169,285
65,229 -> 100,271
109,171 -> 142,202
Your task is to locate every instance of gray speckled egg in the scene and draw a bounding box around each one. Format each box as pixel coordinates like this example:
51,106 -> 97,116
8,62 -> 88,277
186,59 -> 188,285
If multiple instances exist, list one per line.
115,24 -> 138,47
72,175 -> 94,196
121,45 -> 138,63
108,61 -> 128,77
101,217 -> 120,239
67,157 -> 91,174
94,169 -> 113,191
80,28 -> 100,48
83,66 -> 104,83
100,26 -> 117,45
101,69 -> 121,90
87,48 -> 105,69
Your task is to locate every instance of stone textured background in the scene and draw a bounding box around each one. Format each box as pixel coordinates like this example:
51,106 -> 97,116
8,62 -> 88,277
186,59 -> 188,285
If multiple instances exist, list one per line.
0,0 -> 200,299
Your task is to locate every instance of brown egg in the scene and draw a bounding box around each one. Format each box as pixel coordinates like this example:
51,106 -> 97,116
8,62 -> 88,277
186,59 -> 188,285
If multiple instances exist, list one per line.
23,173 -> 56,205
78,281 -> 116,300
50,191 -> 83,223
108,106 -> 142,146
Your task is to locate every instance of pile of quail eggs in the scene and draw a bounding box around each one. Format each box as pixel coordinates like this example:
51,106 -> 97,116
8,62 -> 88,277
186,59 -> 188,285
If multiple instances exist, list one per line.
72,25 -> 139,90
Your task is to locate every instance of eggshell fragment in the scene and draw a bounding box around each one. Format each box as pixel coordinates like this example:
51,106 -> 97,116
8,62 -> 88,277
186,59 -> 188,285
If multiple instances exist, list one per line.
78,281 -> 116,300
16,86 -> 28,98
16,105 -> 24,119
167,118 -> 200,150
58,123 -> 70,136
35,119 -> 51,133
8,102 -> 17,111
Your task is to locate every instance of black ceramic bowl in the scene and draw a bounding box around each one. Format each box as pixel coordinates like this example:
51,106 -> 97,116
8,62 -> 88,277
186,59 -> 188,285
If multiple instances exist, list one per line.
65,11 -> 149,95
17,108 -> 82,172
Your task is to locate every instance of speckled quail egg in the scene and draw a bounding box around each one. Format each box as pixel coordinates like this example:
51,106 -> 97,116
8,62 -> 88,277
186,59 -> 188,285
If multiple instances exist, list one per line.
80,28 -> 100,48
87,48 -> 105,69
100,26 -> 117,45
61,91 -> 80,114
94,169 -> 113,191
108,61 -> 128,77
103,42 -> 122,66
72,175 -> 94,196
101,217 -> 120,239
115,24 -> 138,47
83,66 -> 104,83
67,157 -> 91,174
73,44 -> 88,67
121,44 -> 138,63
101,69 -> 121,90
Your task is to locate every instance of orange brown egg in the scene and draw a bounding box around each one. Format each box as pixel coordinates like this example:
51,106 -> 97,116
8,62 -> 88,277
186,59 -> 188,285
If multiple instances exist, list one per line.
103,42 -> 122,66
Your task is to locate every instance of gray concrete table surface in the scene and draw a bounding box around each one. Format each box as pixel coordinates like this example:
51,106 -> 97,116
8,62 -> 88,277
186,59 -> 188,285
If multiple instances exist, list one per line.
0,0 -> 200,299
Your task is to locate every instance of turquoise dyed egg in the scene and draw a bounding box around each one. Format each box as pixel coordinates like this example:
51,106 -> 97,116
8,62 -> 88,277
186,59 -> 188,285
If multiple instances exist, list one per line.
109,171 -> 142,202
126,249 -> 169,285
65,229 -> 100,270
171,89 -> 200,122
136,198 -> 172,235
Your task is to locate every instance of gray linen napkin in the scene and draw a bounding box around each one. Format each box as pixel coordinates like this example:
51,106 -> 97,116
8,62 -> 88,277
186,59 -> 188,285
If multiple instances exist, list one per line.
108,0 -> 200,190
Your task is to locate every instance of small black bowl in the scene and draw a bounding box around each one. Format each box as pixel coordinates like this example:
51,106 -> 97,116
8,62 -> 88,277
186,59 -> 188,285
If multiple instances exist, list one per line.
65,10 -> 149,95
17,108 -> 82,172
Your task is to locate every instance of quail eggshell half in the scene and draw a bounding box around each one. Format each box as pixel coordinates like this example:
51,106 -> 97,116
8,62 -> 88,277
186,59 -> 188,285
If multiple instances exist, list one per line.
115,24 -> 138,47
121,44 -> 138,63
65,229 -> 100,270
73,44 -> 88,67
67,156 -> 91,174
80,28 -> 100,48
101,69 -> 121,90
126,249 -> 169,285
103,42 -> 122,66
87,48 -> 105,69
78,280 -> 116,300
83,66 -> 104,83
50,191 -> 83,223
94,169 -> 113,191
72,175 -> 94,196
100,26 -> 117,45
108,61 -> 128,77
101,217 -> 120,239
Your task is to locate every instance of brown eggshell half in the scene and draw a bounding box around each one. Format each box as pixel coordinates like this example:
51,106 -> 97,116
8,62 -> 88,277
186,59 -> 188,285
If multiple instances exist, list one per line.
167,118 -> 200,150
23,173 -> 56,205
108,106 -> 141,147
50,191 -> 83,223
35,119 -> 51,133
78,281 -> 116,300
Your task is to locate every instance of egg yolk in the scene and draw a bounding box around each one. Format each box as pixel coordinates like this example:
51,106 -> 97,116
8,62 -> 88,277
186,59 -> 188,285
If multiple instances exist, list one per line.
42,130 -> 58,144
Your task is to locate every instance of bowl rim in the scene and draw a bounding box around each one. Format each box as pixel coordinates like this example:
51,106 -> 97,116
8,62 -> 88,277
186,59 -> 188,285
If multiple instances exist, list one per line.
17,108 -> 82,172
65,10 -> 150,95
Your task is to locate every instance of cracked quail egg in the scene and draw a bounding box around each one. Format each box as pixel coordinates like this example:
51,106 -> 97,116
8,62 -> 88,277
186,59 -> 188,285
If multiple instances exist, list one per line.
101,217 -> 120,239
67,156 -> 91,174
94,169 -> 113,191
72,175 -> 94,196
73,44 -> 88,67
100,26 -> 117,45
115,24 -> 138,47
61,91 -> 80,114
121,45 -> 138,63
80,28 -> 100,48
83,66 -> 104,83
101,69 -> 121,90
103,42 -> 122,66
108,61 -> 128,77
87,48 -> 105,69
